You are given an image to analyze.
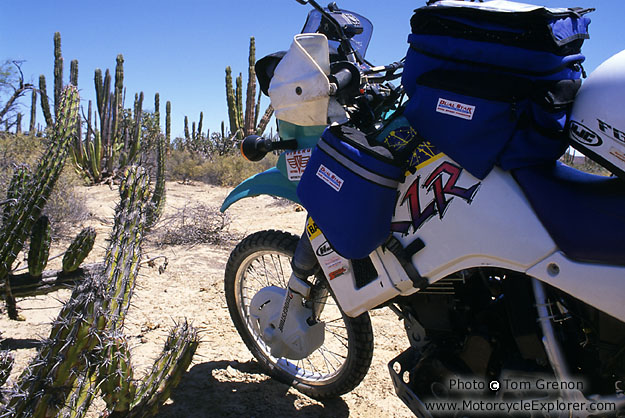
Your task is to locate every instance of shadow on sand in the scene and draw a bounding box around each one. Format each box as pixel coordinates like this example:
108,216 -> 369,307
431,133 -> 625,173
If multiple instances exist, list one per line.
155,359 -> 350,418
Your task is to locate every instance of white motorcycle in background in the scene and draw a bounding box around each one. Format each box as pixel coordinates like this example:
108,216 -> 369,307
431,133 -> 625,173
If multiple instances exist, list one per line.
221,0 -> 625,416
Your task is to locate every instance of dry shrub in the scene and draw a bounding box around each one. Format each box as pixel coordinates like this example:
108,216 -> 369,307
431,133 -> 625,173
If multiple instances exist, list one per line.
151,203 -> 237,247
167,149 -> 278,187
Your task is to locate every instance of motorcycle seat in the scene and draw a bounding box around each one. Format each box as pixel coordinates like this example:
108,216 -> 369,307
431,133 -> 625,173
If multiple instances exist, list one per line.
512,161 -> 625,266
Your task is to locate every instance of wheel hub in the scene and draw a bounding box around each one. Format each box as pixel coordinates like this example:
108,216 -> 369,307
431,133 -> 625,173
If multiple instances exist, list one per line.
249,286 -> 325,360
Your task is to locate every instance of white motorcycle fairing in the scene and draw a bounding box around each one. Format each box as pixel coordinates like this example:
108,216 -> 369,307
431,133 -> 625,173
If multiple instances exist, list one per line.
309,151 -> 625,322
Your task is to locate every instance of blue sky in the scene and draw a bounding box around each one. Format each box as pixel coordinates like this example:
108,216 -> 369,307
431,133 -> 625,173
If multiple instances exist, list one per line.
2,0 -> 624,138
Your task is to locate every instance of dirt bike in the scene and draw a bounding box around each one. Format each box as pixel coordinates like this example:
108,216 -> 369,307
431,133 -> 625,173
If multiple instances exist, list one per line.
221,1 -> 625,416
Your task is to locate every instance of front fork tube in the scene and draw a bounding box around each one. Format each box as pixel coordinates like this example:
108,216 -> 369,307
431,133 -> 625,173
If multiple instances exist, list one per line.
291,225 -> 328,321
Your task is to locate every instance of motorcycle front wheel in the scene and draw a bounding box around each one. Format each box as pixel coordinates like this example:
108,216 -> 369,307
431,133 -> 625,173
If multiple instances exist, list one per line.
224,229 -> 374,399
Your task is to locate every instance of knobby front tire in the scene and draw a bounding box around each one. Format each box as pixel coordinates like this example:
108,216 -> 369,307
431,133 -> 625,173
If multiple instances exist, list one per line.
224,230 -> 374,399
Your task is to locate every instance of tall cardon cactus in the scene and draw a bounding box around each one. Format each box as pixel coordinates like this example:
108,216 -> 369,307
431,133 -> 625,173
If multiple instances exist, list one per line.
70,54 -> 146,183
225,37 -> 273,139
38,32 -> 68,129
1,166 -> 198,418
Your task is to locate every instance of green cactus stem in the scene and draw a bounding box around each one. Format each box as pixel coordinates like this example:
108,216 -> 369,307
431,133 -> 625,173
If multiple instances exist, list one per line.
154,93 -> 160,127
165,101 -> 171,144
145,133 -> 166,230
113,55 -> 124,133
225,66 -> 238,138
39,75 -> 53,128
70,59 -> 78,87
244,37 -> 257,137
15,113 -> 22,134
73,53 -> 145,184
235,73 -> 243,136
225,37 -> 273,138
54,32 -> 63,118
108,320 -> 199,418
184,116 -> 190,141
6,166 -> 150,416
1,165 -> 190,417
257,104 -> 274,136
2,164 -> 31,226
99,335 -> 136,413
27,215 -> 52,278
0,85 -> 79,319
62,227 -> 96,273
29,89 -> 37,135
58,368 -> 99,418
197,112 -> 203,140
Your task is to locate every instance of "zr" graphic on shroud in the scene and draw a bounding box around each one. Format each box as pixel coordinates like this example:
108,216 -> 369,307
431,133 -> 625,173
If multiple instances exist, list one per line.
391,161 -> 480,234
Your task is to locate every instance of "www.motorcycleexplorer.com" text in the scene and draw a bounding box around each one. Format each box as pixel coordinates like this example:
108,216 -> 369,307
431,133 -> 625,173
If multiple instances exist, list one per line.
423,399 -> 616,415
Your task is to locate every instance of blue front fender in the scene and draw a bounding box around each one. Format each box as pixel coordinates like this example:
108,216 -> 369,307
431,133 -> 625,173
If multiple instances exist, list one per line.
220,167 -> 301,212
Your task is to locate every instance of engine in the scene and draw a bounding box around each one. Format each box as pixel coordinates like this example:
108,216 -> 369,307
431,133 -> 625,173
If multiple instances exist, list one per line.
389,268 -> 625,411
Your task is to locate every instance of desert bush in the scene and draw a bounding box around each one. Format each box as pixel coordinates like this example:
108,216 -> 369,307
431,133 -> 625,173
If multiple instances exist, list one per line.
167,149 -> 277,187
151,202 -> 236,246
0,132 -> 87,235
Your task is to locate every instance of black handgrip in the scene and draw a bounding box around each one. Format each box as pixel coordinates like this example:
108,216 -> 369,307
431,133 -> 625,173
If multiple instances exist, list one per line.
329,61 -> 361,97
240,135 -> 299,162
240,135 -> 272,162
329,68 -> 353,91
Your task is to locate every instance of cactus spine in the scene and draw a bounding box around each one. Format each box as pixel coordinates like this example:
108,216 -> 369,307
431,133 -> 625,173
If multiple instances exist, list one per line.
225,37 -> 273,139
0,351 -> 14,389
27,216 -> 51,278
62,227 -> 96,273
0,85 -> 79,319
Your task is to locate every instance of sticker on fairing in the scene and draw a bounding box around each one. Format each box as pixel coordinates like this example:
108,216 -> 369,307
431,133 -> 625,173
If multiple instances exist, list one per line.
570,121 -> 602,146
436,98 -> 475,120
315,240 -> 334,257
610,148 -> 625,163
285,148 -> 312,181
329,267 -> 347,280
323,257 -> 343,270
306,217 -> 321,240
316,164 -> 344,192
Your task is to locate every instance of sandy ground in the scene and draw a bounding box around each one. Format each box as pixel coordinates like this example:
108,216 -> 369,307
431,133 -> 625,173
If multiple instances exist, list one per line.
0,181 -> 414,417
